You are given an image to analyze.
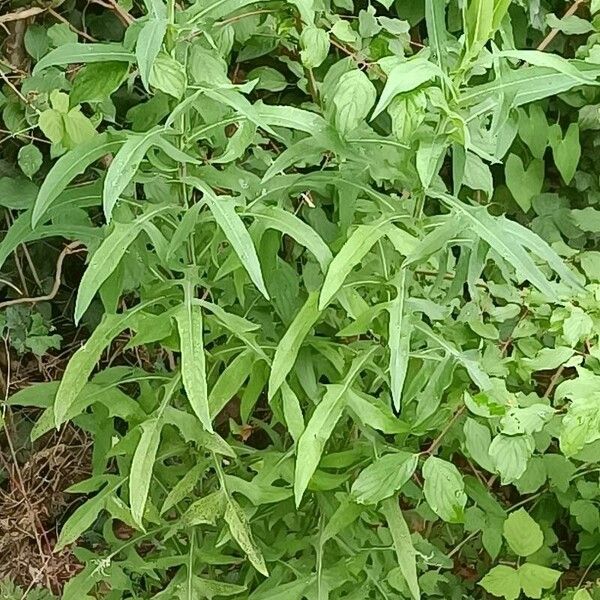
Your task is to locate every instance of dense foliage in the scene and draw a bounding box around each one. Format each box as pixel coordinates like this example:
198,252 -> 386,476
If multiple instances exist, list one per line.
2,0 -> 600,598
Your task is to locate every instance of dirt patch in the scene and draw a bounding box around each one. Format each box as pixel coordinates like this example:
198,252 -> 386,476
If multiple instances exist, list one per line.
0,420 -> 92,594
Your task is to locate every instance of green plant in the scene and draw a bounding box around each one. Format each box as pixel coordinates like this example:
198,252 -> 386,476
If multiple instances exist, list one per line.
3,0 -> 600,598
0,306 -> 61,357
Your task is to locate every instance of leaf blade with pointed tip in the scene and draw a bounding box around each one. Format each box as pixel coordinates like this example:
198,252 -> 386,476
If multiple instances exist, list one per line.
136,18 -> 167,91
54,302 -> 157,427
381,497 -> 420,600
268,292 -> 321,399
250,206 -> 333,271
33,134 -> 122,227
433,192 -> 559,299
224,497 -> 269,576
33,43 -> 135,74
294,383 -> 348,507
319,224 -> 386,310
130,417 -> 163,528
103,129 -> 163,221
74,206 -> 167,323
189,178 -> 268,299
294,349 -> 375,506
175,283 -> 212,432
56,478 -> 124,550
372,59 -> 440,119
388,271 -> 411,413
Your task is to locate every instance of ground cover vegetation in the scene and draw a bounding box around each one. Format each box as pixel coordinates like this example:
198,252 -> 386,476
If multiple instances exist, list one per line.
2,0 -> 600,598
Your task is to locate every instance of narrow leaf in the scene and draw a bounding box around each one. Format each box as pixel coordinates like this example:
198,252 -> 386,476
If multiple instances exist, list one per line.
319,224 -> 386,310
250,206 -> 333,271
103,128 -> 162,221
54,303 -> 155,426
388,271 -> 411,413
33,43 -> 135,74
130,418 -> 163,528
175,282 -> 212,432
224,498 -> 269,576
74,206 -> 167,322
136,19 -> 167,91
56,478 -> 123,550
433,192 -> 559,298
33,134 -> 122,226
190,178 -> 268,299
268,292 -> 320,399
381,497 -> 420,600
294,349 -> 375,506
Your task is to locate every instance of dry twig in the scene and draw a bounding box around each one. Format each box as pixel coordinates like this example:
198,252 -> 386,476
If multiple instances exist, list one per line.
0,242 -> 85,310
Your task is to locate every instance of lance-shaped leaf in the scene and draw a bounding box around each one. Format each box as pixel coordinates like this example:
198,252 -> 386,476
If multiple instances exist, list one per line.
56,477 -> 124,550
130,417 -> 164,528
33,43 -> 135,74
175,282 -> 212,432
433,191 -> 562,298
189,177 -> 269,299
388,271 -> 412,413
136,18 -> 167,91
224,497 -> 269,576
250,206 -> 333,271
319,224 -> 386,310
54,301 -> 158,426
33,134 -> 122,226
294,349 -> 375,506
268,292 -> 320,399
103,128 -> 163,221
381,497 -> 420,600
74,206 -> 168,323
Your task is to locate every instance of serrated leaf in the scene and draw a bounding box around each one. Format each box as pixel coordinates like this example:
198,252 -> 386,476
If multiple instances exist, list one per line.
503,508 -> 544,557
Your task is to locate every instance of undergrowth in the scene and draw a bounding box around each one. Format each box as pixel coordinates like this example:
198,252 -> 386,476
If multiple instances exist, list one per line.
2,0 -> 600,598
